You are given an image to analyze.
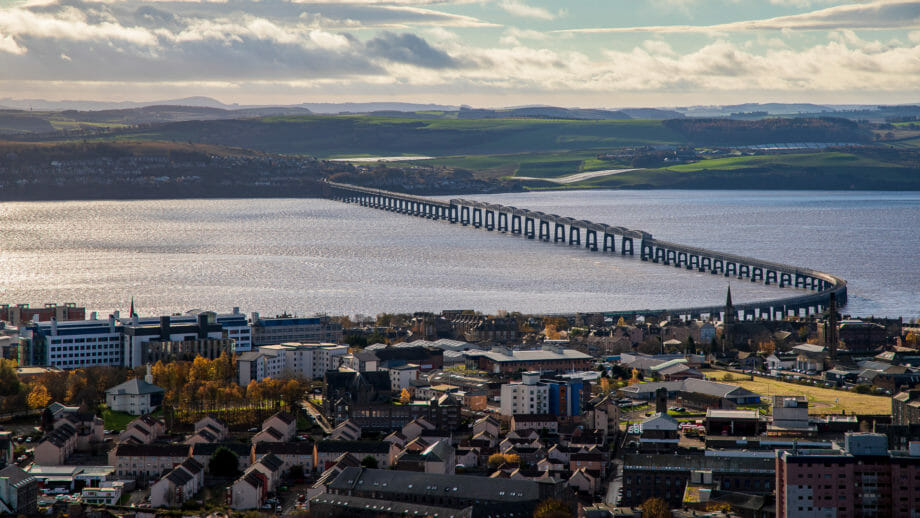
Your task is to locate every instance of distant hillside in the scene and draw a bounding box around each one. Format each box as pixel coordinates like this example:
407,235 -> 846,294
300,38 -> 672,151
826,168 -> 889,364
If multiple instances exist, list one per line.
457,106 -> 630,120
66,116 -> 686,155
662,118 -> 872,146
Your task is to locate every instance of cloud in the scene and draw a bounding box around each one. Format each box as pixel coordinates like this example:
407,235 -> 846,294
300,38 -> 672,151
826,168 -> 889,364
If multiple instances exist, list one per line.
499,0 -> 555,20
366,31 -> 461,67
559,1 -> 920,34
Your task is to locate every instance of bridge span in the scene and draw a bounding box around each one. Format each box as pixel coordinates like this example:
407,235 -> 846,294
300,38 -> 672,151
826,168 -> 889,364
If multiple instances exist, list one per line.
323,181 -> 847,320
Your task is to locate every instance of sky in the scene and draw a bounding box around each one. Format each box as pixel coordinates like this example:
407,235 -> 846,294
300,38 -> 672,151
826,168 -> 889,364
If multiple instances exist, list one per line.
0,0 -> 919,108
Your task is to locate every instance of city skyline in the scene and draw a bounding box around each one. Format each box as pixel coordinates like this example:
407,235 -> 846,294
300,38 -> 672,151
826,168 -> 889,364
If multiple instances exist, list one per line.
1,0 -> 919,107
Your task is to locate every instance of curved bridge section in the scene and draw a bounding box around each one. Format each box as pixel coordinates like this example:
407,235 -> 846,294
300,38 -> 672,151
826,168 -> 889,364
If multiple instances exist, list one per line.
323,181 -> 847,319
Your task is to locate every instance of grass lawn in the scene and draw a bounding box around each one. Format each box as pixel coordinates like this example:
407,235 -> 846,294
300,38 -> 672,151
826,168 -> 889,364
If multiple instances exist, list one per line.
661,152 -> 901,172
702,369 -> 890,415
101,407 -> 136,431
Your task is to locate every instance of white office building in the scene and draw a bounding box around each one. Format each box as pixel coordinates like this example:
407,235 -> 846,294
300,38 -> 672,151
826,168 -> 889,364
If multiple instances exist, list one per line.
500,371 -> 549,416
237,343 -> 348,386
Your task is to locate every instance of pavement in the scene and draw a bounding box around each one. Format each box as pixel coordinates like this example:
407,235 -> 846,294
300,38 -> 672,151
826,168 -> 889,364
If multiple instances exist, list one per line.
605,459 -> 623,505
514,168 -> 638,184
300,400 -> 333,434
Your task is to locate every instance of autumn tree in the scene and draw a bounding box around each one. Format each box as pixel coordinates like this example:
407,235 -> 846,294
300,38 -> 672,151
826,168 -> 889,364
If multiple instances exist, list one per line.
0,359 -> 20,396
400,388 -> 411,404
533,499 -> 572,518
641,498 -> 671,518
27,384 -> 51,409
209,446 -> 240,477
487,453 -> 506,468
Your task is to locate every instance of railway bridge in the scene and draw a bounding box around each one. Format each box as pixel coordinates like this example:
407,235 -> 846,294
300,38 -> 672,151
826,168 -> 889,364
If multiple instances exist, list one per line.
323,180 -> 847,320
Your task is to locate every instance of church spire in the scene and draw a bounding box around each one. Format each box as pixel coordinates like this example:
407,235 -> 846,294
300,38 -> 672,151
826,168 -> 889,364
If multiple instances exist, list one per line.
724,285 -> 734,324
130,297 -> 136,318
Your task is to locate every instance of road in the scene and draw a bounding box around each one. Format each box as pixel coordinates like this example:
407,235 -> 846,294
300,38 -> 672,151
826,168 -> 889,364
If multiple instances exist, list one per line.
514,168 -> 638,184
300,399 -> 333,435
605,459 -> 623,505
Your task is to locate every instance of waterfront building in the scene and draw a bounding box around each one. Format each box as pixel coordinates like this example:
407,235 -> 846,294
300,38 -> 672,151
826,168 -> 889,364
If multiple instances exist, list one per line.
237,342 -> 347,385
122,313 -> 230,367
0,303 -> 84,326
250,313 -> 342,346
20,316 -> 122,369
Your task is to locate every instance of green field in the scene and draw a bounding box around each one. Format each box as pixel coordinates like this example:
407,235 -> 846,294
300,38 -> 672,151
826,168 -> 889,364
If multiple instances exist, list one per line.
662,152 -> 902,172
90,116 -> 685,156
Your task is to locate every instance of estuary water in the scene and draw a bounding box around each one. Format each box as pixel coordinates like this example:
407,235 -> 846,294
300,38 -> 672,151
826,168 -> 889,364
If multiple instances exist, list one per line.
0,190 -> 917,319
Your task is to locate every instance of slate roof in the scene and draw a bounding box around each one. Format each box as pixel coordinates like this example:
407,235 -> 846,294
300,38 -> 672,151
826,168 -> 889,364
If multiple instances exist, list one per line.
255,442 -> 314,455
106,378 -> 165,396
269,411 -> 296,425
310,493 -> 474,518
180,457 -> 204,475
166,467 -> 193,485
191,442 -> 251,457
242,471 -> 264,489
0,465 -> 35,488
114,444 -> 190,457
328,467 -> 540,501
315,440 -> 390,454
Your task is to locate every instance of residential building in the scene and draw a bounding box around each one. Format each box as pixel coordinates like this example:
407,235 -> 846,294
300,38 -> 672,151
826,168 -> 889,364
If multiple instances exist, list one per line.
769,395 -> 816,436
252,412 -> 296,444
792,344 -> 827,372
389,364 -> 419,391
34,424 -> 76,465
314,441 -> 394,471
776,433 -> 920,518
894,389 -> 920,426
250,314 -> 342,346
230,454 -> 285,510
190,443 -> 252,474
511,414 -> 558,434
119,415 -> 166,445
500,372 -> 549,416
109,444 -> 191,483
149,458 -> 204,508
394,439 -> 456,475
0,465 -> 38,515
105,370 -> 165,416
193,416 -> 229,442
465,344 -> 592,374
237,342 -> 347,385
253,442 -> 313,474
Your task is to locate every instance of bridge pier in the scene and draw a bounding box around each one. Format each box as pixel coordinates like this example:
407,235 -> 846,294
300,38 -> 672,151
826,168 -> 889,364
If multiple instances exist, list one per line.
665,249 -> 677,266
525,217 -> 535,239
485,210 -> 495,231
554,223 -> 566,243
539,220 -> 550,241
622,237 -> 634,256
676,251 -> 688,268
725,262 -> 738,277
603,233 -> 615,253
738,264 -> 750,279
449,205 -> 458,223
712,259 -> 724,275
751,266 -> 763,282
765,270 -> 777,285
654,248 -> 669,265
460,206 -> 470,226
688,255 -> 700,270
498,212 -> 508,232
472,208 -> 482,228
511,214 -> 521,234
780,272 -> 791,288
641,242 -> 654,261
700,257 -> 711,272
586,230 -> 598,251
569,227 -> 581,246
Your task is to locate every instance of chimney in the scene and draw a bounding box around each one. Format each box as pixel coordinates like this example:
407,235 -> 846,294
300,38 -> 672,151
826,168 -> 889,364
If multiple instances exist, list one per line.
90,311 -> 97,320
160,316 -> 170,340
109,314 -> 116,332
50,317 -> 58,336
113,310 -> 120,319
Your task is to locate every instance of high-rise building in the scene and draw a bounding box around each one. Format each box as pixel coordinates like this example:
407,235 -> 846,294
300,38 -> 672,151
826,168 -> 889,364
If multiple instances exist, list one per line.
776,433 -> 920,518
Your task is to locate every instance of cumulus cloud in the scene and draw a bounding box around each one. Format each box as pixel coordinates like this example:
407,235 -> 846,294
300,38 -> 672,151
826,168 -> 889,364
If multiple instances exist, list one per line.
560,1 -> 920,33
366,31 -> 460,67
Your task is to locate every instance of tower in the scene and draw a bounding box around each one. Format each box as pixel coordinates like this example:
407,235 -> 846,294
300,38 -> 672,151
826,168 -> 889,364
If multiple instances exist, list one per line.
722,285 -> 734,354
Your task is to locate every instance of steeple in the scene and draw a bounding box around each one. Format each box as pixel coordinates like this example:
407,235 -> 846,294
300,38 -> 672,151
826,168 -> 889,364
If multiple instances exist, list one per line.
724,285 -> 734,324
130,297 -> 136,318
